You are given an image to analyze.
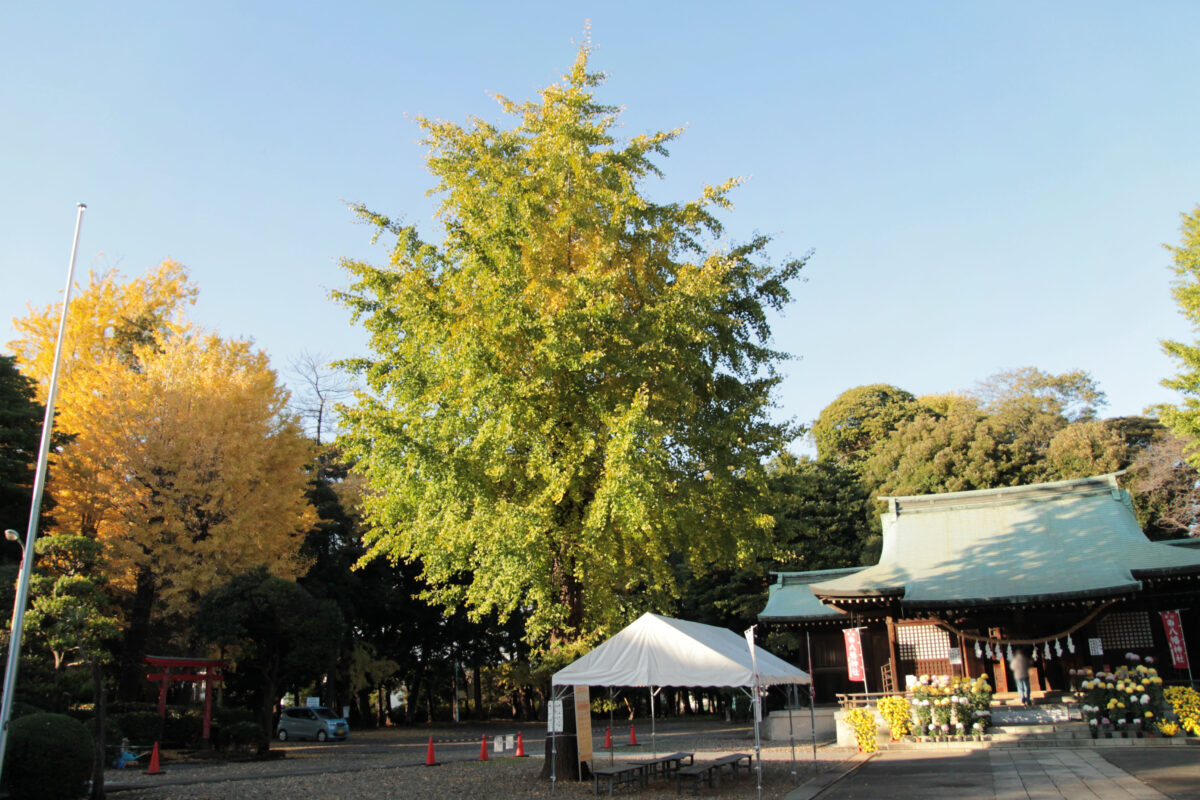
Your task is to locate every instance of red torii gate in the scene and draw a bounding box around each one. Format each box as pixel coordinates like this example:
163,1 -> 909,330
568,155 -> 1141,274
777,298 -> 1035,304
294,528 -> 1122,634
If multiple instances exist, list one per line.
144,655 -> 225,745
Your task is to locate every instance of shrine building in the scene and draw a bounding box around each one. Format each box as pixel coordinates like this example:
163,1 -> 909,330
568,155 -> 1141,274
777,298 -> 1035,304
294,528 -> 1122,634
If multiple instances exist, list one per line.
758,474 -> 1200,702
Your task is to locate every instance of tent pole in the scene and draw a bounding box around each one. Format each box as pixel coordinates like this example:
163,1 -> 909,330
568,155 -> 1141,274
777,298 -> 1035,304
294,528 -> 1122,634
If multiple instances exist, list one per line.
549,685 -> 568,794
743,686 -> 763,800
807,631 -> 818,763
787,685 -> 797,785
649,686 -> 658,758
608,687 -> 615,766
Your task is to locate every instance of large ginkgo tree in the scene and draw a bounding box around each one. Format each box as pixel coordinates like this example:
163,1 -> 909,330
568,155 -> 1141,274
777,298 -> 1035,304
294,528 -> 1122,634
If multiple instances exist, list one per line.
336,44 -> 805,654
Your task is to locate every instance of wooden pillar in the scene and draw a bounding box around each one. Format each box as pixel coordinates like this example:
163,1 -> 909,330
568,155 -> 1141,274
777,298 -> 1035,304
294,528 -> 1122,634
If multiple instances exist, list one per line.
885,617 -> 900,692
157,666 -> 170,717
990,628 -> 1010,693
202,666 -> 213,745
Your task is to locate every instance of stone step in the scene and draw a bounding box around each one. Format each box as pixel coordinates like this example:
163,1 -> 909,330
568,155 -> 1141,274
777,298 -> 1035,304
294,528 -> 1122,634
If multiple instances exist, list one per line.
881,729 -> 1197,751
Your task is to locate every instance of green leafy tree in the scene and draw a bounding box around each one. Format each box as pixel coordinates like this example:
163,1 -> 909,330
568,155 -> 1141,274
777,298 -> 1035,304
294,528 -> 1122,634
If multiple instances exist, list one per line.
678,453 -> 875,633
1159,205 -> 1200,467
196,569 -> 343,750
1125,432 -> 1200,539
810,384 -> 919,467
1043,417 -> 1158,481
860,395 -> 1001,495
25,534 -> 120,800
858,369 -> 1108,496
767,452 -> 875,569
973,366 -> 1106,423
335,44 -> 804,650
0,355 -> 42,554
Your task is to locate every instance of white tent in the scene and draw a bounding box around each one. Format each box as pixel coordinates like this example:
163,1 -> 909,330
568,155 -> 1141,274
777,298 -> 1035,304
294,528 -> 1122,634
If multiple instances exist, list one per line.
552,613 -> 810,688
548,613 -> 811,796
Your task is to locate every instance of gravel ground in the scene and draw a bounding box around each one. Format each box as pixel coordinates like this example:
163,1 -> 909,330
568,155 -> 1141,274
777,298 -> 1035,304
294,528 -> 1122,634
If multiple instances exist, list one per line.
104,722 -> 849,800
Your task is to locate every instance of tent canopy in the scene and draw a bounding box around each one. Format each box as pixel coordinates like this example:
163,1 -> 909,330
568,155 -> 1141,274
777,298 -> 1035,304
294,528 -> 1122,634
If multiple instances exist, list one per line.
552,613 -> 810,688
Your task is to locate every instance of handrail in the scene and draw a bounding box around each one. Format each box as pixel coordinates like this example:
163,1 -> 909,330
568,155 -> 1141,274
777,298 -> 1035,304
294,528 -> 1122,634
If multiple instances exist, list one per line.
835,691 -> 911,709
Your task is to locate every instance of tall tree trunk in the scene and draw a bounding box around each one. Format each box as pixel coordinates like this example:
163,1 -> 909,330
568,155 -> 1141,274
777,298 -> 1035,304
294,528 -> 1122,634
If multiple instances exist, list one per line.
472,662 -> 484,721
118,567 -> 155,701
540,688 -> 588,782
259,676 -> 276,754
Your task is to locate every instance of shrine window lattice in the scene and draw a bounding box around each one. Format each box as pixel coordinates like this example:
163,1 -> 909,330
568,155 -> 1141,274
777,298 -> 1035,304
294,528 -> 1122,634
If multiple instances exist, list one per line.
897,624 -> 950,660
1096,611 -> 1154,651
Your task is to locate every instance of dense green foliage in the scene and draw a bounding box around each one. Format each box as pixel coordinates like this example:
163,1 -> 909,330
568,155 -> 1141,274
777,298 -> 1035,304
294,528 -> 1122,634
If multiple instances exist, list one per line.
3,712 -> 92,800
336,45 -> 803,649
810,384 -> 918,467
767,453 -> 875,569
1159,205 -> 1200,468
801,368 -> 1171,567
196,569 -> 344,747
0,354 -> 42,559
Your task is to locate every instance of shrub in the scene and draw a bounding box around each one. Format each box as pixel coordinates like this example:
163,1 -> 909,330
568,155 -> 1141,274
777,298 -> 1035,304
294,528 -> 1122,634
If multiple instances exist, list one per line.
3,712 -> 93,800
225,721 -> 264,752
212,708 -> 258,751
163,708 -> 203,748
877,695 -> 911,739
82,714 -> 123,745
116,710 -> 161,744
844,707 -> 877,753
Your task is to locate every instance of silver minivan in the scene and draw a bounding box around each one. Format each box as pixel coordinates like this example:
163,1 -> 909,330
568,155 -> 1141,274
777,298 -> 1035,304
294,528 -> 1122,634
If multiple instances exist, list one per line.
276,706 -> 349,742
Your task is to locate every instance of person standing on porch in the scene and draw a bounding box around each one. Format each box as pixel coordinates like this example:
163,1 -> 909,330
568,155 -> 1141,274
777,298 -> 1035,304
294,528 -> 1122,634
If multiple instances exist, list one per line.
1010,648 -> 1031,704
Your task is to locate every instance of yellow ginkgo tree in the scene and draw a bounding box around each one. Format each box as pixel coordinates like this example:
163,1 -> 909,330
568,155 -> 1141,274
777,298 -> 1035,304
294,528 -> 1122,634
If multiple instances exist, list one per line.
11,264 -> 315,699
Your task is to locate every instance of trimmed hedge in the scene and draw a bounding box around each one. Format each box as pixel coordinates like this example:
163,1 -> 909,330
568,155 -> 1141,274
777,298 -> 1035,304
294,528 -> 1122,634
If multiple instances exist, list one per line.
3,712 -> 93,800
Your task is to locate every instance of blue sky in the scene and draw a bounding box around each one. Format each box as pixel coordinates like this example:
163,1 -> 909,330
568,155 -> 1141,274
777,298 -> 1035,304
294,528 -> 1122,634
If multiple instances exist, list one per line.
3,2 -> 1199,447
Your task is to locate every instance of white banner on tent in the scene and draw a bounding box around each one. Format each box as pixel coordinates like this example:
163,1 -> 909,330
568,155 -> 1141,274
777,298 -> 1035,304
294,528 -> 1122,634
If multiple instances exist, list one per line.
547,699 -> 564,733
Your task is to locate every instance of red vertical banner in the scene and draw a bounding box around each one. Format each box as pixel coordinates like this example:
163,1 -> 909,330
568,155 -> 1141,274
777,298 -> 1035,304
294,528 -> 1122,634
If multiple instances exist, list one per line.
1161,610 -> 1190,669
843,627 -> 866,682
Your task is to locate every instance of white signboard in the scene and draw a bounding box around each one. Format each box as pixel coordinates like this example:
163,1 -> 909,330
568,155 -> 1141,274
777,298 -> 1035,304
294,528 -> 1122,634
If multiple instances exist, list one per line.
547,699 -> 564,733
948,646 -> 962,665
1088,638 -> 1103,656
305,696 -> 320,708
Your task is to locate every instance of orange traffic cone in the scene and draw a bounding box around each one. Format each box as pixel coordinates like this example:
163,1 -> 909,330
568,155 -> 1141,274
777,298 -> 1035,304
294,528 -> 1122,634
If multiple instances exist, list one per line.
144,742 -> 164,775
604,726 -> 613,748
515,731 -> 527,757
479,735 -> 489,761
629,724 -> 638,746
425,736 -> 438,766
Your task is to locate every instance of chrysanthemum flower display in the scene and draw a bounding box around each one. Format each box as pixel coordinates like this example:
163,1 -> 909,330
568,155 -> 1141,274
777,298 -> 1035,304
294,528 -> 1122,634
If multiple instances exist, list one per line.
1076,655 -> 1167,733
909,674 -> 992,738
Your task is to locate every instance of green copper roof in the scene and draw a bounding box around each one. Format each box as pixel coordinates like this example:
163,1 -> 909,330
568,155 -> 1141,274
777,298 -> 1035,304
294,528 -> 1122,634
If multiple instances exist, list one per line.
761,474 -> 1200,621
759,568 -> 863,622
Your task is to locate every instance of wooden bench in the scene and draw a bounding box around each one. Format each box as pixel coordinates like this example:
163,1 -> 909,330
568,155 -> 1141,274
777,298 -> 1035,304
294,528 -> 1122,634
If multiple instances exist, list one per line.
675,752 -> 754,795
592,763 -> 646,796
631,751 -> 694,781
712,752 -> 753,780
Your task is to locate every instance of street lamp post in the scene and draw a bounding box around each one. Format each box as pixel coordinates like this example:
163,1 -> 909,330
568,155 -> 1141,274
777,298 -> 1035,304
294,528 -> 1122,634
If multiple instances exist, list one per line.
0,204 -> 86,785
3,530 -> 25,626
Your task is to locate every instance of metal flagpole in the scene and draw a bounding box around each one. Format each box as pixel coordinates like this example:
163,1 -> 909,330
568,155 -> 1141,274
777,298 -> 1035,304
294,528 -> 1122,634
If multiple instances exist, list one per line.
0,204 -> 86,788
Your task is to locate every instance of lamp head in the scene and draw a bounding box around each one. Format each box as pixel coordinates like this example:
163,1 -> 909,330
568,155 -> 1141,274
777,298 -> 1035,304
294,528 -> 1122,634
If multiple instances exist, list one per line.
4,530 -> 19,543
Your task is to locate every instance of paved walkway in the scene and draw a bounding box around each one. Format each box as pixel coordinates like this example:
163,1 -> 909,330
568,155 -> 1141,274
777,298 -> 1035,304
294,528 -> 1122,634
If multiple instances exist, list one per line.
789,747 -> 1198,800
